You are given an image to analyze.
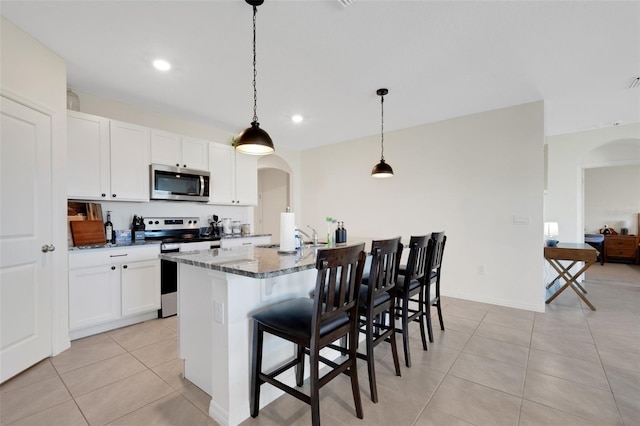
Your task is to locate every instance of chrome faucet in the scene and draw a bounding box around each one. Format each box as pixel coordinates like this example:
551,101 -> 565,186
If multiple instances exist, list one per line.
297,229 -> 310,246
298,225 -> 318,246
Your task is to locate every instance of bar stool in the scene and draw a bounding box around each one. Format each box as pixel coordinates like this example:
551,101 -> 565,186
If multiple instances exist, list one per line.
425,232 -> 446,343
350,237 -> 403,402
395,235 -> 430,368
250,243 -> 366,426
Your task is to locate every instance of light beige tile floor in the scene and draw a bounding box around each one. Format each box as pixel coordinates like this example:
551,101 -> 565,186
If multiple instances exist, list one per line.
1,263 -> 638,425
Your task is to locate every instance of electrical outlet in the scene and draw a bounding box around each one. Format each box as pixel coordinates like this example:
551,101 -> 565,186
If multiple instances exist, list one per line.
214,301 -> 225,324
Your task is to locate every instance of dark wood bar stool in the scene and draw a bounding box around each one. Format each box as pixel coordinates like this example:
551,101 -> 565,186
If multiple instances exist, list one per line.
351,237 -> 403,403
425,232 -> 446,343
250,243 -> 366,426
395,235 -> 430,368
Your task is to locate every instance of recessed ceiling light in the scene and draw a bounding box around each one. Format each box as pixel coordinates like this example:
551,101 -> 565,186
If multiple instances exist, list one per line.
291,114 -> 303,123
153,59 -> 171,71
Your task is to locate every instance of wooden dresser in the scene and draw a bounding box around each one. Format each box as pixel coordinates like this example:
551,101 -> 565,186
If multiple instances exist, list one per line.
604,235 -> 640,264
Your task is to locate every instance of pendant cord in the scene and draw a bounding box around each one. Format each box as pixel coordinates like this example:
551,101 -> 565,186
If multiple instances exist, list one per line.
380,94 -> 385,161
252,5 -> 259,124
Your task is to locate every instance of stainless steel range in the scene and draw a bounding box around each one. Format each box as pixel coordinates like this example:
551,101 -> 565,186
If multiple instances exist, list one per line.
144,217 -> 221,318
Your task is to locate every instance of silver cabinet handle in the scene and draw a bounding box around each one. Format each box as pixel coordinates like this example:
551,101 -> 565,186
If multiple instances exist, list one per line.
41,244 -> 55,253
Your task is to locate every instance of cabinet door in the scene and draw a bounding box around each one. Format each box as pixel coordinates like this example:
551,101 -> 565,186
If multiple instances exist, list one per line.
182,137 -> 209,170
208,143 -> 234,204
150,130 -> 181,167
109,120 -> 150,201
234,151 -> 258,205
67,112 -> 110,199
121,259 -> 160,317
69,265 -> 120,330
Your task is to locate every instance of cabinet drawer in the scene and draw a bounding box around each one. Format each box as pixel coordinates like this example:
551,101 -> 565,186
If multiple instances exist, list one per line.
70,245 -> 160,269
606,248 -> 636,258
607,239 -> 635,249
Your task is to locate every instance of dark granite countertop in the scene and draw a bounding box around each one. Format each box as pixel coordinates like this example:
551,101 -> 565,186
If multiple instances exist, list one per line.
160,245 -> 319,278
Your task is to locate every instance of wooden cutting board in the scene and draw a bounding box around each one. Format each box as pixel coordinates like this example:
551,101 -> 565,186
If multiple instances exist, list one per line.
71,220 -> 106,246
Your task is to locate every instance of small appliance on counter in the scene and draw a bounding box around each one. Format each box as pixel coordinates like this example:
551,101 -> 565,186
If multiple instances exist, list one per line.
206,214 -> 222,237
131,215 -> 146,241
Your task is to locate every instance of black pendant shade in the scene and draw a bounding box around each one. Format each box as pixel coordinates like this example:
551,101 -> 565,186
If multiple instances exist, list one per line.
236,121 -> 274,155
371,88 -> 394,178
371,158 -> 394,178
236,0 -> 274,156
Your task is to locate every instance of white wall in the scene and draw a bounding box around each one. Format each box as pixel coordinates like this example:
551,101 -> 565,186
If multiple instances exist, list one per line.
1,17 -> 69,354
545,124 -> 640,243
300,102 -> 545,311
584,165 -> 640,235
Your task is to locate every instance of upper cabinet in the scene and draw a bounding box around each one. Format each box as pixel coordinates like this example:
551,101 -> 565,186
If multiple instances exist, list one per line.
67,111 -> 150,201
208,143 -> 258,205
67,111 -> 110,199
151,130 -> 208,171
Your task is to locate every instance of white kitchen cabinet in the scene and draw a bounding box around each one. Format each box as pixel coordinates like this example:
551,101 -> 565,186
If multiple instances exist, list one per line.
151,129 -> 208,171
69,264 -> 120,330
220,235 -> 270,249
208,143 -> 258,205
67,112 -> 150,201
109,120 -> 150,201
121,259 -> 160,317
68,245 -> 160,339
67,111 -> 110,199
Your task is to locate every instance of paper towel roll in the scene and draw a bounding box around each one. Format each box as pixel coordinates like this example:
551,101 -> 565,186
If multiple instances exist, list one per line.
279,212 -> 297,252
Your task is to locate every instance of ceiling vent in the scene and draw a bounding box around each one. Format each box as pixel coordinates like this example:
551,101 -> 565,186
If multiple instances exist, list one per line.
630,77 -> 640,89
337,0 -> 355,7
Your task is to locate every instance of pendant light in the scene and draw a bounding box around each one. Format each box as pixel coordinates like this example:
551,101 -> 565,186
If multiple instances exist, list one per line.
236,0 -> 274,155
371,88 -> 394,178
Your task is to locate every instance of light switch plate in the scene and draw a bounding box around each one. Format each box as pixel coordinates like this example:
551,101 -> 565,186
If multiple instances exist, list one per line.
214,301 -> 225,324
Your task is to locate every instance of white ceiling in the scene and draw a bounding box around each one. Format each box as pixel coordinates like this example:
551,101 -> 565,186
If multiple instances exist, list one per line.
2,0 -> 639,151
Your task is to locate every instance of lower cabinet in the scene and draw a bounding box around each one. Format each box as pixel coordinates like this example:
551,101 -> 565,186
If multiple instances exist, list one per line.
68,245 -> 160,339
121,259 -> 161,316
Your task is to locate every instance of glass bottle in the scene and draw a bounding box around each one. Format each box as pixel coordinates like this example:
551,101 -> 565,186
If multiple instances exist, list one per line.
105,211 -> 114,244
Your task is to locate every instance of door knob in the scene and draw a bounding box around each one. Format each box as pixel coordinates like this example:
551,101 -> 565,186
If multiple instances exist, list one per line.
41,244 -> 56,253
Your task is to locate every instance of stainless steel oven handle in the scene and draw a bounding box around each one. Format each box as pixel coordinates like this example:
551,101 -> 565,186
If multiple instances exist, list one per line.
200,176 -> 205,196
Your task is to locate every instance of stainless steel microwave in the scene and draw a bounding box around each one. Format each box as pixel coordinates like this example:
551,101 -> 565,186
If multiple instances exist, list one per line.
150,164 -> 210,202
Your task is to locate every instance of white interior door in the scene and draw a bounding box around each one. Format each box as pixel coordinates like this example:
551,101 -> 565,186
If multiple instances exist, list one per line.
0,96 -> 53,383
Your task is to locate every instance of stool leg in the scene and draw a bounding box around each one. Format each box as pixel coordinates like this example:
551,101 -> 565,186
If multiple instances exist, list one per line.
309,348 -> 320,426
426,301 -> 434,343
349,327 -> 364,419
250,322 -> 263,418
401,298 -> 411,368
418,290 -> 428,351
295,344 -> 305,387
366,314 -> 378,403
389,300 -> 401,377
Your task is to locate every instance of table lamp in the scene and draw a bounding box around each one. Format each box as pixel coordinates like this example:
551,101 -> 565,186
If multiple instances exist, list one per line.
544,222 -> 559,247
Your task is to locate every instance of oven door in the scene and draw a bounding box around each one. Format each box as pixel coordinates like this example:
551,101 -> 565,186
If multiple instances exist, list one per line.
159,244 -> 179,318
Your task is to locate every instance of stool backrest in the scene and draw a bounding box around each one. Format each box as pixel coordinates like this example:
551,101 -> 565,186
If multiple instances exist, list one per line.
313,243 -> 366,337
367,237 -> 403,305
429,232 -> 446,272
402,235 -> 430,282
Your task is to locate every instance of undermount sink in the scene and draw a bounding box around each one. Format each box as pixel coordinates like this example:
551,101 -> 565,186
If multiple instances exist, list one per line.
257,243 -> 327,249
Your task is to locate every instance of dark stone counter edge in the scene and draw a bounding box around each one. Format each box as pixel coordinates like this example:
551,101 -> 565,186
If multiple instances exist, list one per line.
160,253 -> 316,279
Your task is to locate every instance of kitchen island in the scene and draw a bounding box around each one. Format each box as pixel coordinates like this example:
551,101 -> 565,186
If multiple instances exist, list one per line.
160,245 -> 323,426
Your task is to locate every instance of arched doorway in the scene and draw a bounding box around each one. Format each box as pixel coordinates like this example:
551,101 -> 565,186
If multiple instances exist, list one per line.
255,155 -> 293,243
